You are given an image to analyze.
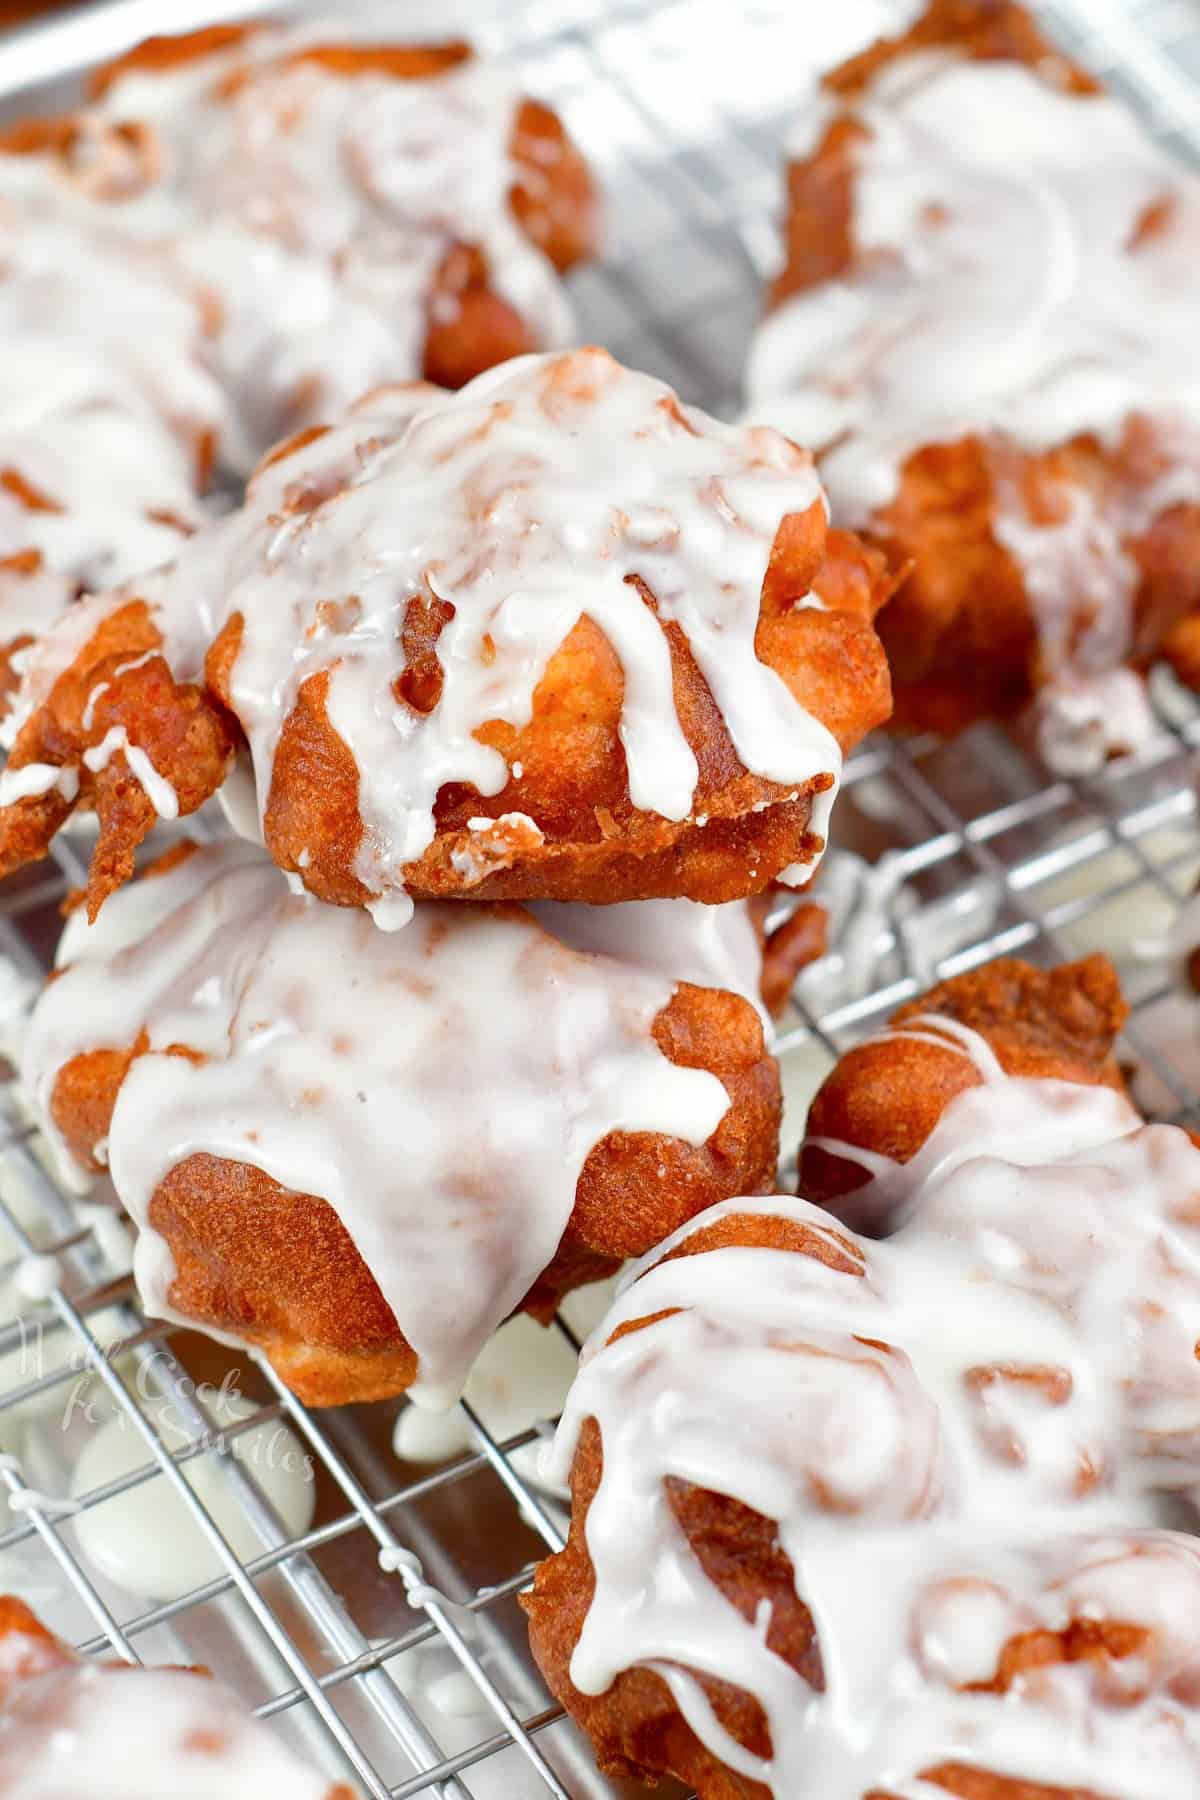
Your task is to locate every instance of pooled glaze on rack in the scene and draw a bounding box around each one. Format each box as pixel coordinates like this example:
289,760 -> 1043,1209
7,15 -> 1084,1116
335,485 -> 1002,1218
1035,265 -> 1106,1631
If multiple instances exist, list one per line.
22,841 -> 729,1406
0,20 -> 579,473
0,384 -> 420,777
541,1014 -> 1200,1796
745,45 -> 1200,760
105,349 -> 841,919
69,1387 -> 315,1604
0,1612 -> 345,1797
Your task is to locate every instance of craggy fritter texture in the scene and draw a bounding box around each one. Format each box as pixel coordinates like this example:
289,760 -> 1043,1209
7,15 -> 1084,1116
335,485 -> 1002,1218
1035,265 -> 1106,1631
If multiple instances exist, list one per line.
524,956 -> 1136,1800
867,425 -> 1200,741
81,24 -> 597,390
0,28 -> 596,731
44,864 -> 781,1405
757,893 -> 827,1017
0,1596 -> 355,1795
246,509 -> 892,914
0,443 -> 893,920
88,27 -> 594,279
0,600 -> 240,918
11,29 -> 597,376
0,625 -> 32,717
799,953 -> 1128,1212
528,1409 -> 1129,1800
768,0 -> 1200,737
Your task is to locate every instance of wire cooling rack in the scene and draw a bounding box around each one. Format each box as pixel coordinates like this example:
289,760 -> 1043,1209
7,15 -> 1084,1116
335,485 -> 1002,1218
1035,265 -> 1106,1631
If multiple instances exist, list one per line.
1,1 -> 1200,1796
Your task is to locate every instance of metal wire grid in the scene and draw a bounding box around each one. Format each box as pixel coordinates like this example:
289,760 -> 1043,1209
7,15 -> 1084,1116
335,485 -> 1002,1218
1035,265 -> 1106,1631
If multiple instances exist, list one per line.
0,0 -> 1198,1795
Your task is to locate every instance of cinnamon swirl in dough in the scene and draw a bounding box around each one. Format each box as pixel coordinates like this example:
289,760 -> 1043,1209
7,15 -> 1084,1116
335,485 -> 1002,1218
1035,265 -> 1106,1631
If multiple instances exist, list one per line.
0,350 -> 892,922
746,0 -> 1200,773
22,839 -> 780,1406
526,955 -> 1200,1796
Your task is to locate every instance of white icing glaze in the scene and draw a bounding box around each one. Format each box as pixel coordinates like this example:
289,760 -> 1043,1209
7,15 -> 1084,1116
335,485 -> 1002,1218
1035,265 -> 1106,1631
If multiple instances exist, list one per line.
0,956 -> 37,1065
0,764 -> 78,806
803,1008 -> 1141,1230
746,48 -> 1200,753
425,1670 -> 485,1718
22,843 -> 729,1406
797,847 -> 909,1010
530,897 -> 768,1027
120,349 -> 841,906
11,1257 -> 58,1303
1029,664 -> 1159,776
0,200 -> 227,467
0,1627 -> 61,1688
69,1387 -> 314,1603
0,19 -> 582,675
546,1026 -> 1200,1796
748,53 -> 1200,510
392,1277 -> 615,1490
0,589 -> 129,754
73,1200 -> 133,1279
0,1453 -> 80,1518
81,726 -> 178,820
1,20 -> 576,475
0,1160 -> 126,1430
0,196 -> 219,656
0,1651 -> 336,1796
449,812 -> 545,886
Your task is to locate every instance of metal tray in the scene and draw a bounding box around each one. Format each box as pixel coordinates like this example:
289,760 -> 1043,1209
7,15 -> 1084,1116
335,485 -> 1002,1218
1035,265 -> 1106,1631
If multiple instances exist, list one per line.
1,2 -> 1200,1796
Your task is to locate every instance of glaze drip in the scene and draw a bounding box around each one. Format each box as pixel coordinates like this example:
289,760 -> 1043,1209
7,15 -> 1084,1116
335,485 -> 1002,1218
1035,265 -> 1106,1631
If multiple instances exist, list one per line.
56,351 -> 840,910
529,896 -> 768,1026
546,1033 -> 1200,1794
0,1651 -> 337,1796
746,48 -> 1200,759
0,20 -> 575,474
23,842 -> 729,1405
0,202 -> 217,649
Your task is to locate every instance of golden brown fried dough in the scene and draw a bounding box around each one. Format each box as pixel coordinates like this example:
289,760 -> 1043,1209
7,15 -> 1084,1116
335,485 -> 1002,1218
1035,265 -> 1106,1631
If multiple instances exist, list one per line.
27,842 -> 781,1406
0,353 -> 892,918
749,0 -> 1200,765
800,954 -> 1128,1209
526,955 -> 1199,1799
0,1596 -> 355,1793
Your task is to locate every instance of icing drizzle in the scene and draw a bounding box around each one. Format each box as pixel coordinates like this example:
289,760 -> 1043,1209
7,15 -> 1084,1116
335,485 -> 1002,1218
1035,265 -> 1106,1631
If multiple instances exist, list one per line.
22,842 -> 729,1405
0,20 -> 575,475
0,201 -> 217,652
96,350 -> 841,910
0,1647 -> 337,1796
545,1021 -> 1200,1795
529,895 -> 768,1027
745,48 -> 1200,765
